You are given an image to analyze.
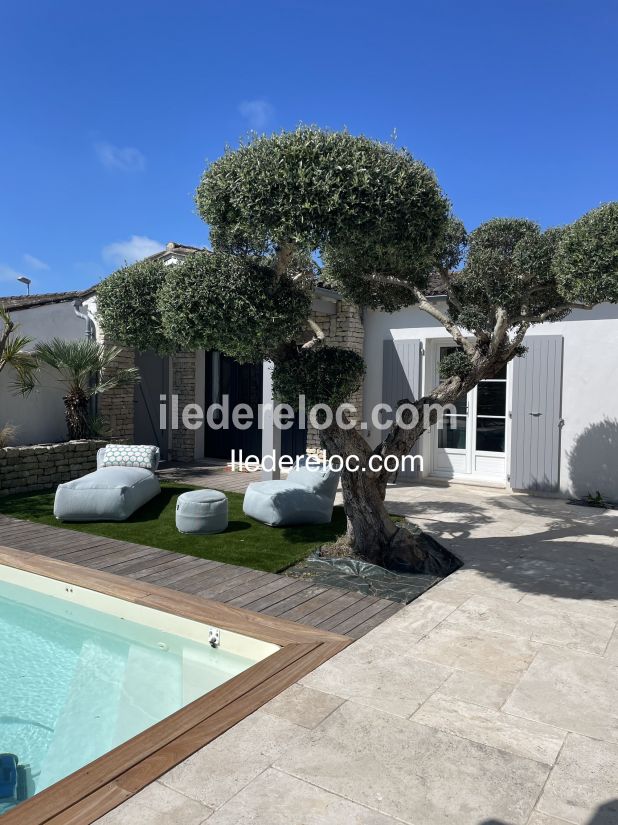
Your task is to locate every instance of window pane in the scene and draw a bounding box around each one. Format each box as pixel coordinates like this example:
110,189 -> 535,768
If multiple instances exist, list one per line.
476,418 -> 505,452
439,348 -> 468,414
439,346 -> 458,361
447,395 -> 467,415
438,417 -> 467,449
477,382 -> 506,416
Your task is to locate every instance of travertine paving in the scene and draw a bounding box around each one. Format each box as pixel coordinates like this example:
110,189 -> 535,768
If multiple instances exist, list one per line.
98,484 -> 618,825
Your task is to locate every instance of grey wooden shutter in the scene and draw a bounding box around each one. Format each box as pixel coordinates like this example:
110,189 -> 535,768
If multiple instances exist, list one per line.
382,339 -> 422,479
510,335 -> 563,491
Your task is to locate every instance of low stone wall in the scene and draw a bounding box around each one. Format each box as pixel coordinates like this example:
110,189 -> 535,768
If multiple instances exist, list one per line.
0,440 -> 106,496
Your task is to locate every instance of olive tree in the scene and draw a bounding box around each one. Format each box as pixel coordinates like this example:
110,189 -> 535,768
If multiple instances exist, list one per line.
98,127 -> 618,570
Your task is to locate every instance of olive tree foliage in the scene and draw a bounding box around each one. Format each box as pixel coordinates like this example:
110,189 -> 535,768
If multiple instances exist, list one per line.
97,126 -> 618,570
159,251 -> 312,363
96,259 -> 173,354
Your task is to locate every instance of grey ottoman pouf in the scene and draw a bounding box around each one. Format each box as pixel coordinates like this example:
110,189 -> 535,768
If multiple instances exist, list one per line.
176,489 -> 228,534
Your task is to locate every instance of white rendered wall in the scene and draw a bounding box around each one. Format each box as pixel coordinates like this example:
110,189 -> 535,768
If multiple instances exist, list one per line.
0,302 -> 86,445
363,301 -> 618,500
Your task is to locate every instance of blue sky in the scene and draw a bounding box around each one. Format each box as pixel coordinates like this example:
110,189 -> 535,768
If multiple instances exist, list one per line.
0,0 -> 616,295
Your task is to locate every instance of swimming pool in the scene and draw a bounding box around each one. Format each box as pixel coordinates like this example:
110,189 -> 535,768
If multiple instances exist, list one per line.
0,549 -> 347,824
0,561 -> 278,815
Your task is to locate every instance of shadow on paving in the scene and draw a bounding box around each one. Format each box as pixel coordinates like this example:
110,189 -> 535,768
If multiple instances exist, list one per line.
386,493 -> 618,603
481,798 -> 618,824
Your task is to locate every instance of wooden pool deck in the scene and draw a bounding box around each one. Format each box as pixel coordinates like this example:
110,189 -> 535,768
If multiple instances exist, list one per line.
0,514 -> 401,639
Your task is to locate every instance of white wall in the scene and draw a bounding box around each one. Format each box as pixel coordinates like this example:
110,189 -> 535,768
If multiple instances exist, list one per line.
363,301 -> 618,500
0,301 -> 87,445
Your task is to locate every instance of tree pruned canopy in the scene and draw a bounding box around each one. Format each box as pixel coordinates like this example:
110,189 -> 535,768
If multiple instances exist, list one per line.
96,125 -> 618,570
554,202 -> 618,306
96,258 -> 172,353
273,345 -> 366,409
197,126 -> 451,312
159,251 -> 311,363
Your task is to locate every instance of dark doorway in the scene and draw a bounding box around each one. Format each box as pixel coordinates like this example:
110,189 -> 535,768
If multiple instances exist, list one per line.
204,352 -> 263,459
134,351 -> 169,459
204,352 -> 306,461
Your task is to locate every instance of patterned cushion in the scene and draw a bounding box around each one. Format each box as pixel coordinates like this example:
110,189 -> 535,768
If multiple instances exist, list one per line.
100,444 -> 159,471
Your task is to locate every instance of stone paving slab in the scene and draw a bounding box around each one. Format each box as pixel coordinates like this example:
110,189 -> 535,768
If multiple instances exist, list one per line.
412,693 -> 566,764
274,701 -> 549,825
158,712 -> 304,811
300,629 -> 451,717
445,592 -> 615,654
97,485 -> 618,825
503,645 -> 618,742
408,620 -> 541,683
536,733 -> 618,824
433,668 -> 515,710
206,769 -> 404,825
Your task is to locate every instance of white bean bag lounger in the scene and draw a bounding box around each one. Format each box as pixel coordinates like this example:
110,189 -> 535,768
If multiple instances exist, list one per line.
54,445 -> 161,522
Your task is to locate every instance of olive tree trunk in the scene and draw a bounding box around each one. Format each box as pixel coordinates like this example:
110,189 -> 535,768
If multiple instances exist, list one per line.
321,357 -> 507,570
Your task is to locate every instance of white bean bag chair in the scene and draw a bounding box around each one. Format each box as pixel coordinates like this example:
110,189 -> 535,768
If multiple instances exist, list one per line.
54,445 -> 161,522
243,457 -> 340,527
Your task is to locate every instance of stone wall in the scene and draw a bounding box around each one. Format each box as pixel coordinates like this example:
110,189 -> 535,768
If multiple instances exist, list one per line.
306,301 -> 365,450
0,440 -> 106,496
96,345 -> 136,443
170,351 -> 197,463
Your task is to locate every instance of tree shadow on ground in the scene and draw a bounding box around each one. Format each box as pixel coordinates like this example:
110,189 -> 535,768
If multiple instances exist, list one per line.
386,491 -> 618,603
568,418 -> 618,504
480,798 -> 618,824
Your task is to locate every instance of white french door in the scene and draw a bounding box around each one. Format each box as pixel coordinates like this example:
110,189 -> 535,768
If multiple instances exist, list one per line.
432,345 -> 507,482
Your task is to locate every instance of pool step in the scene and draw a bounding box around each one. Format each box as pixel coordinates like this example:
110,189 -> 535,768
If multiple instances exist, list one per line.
113,644 -> 182,744
37,640 -> 125,791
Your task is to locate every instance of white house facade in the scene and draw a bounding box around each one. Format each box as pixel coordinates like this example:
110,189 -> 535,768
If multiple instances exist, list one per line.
363,301 -> 618,501
0,293 -> 89,445
2,246 -> 616,503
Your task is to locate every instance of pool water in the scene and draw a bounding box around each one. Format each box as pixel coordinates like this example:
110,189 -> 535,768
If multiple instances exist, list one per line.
0,576 -> 263,813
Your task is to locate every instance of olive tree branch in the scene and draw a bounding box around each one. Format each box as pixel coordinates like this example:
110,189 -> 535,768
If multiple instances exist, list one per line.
302,318 -> 326,350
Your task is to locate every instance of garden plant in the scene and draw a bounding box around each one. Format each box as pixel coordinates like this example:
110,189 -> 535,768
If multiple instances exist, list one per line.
97,127 -> 618,571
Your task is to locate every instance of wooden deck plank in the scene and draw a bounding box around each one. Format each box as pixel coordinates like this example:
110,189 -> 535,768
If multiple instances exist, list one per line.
52,541 -> 150,565
0,517 -> 401,637
328,598 -> 397,636
222,575 -> 296,608
196,568 -> 274,601
112,554 -> 189,578
178,563 -> 269,596
296,590 -> 369,625
134,556 -> 222,584
90,547 -> 171,572
260,584 -> 330,617
240,579 -> 316,612
345,602 -> 403,639
277,587 -> 353,622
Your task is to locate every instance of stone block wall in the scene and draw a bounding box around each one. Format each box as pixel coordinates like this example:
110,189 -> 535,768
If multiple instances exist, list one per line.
170,351 -> 197,463
306,301 -> 365,450
0,440 -> 106,496
96,345 -> 136,443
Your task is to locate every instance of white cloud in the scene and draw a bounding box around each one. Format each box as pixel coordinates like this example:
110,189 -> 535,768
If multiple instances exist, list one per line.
95,141 -> 146,172
0,264 -> 22,284
238,99 -> 274,130
102,235 -> 164,268
23,253 -> 49,271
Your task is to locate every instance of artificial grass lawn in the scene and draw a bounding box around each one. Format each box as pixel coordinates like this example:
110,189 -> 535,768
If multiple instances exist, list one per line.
0,482 -> 347,573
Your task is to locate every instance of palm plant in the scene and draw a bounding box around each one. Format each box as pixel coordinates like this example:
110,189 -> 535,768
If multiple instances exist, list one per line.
0,304 -> 37,394
33,338 -> 140,440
